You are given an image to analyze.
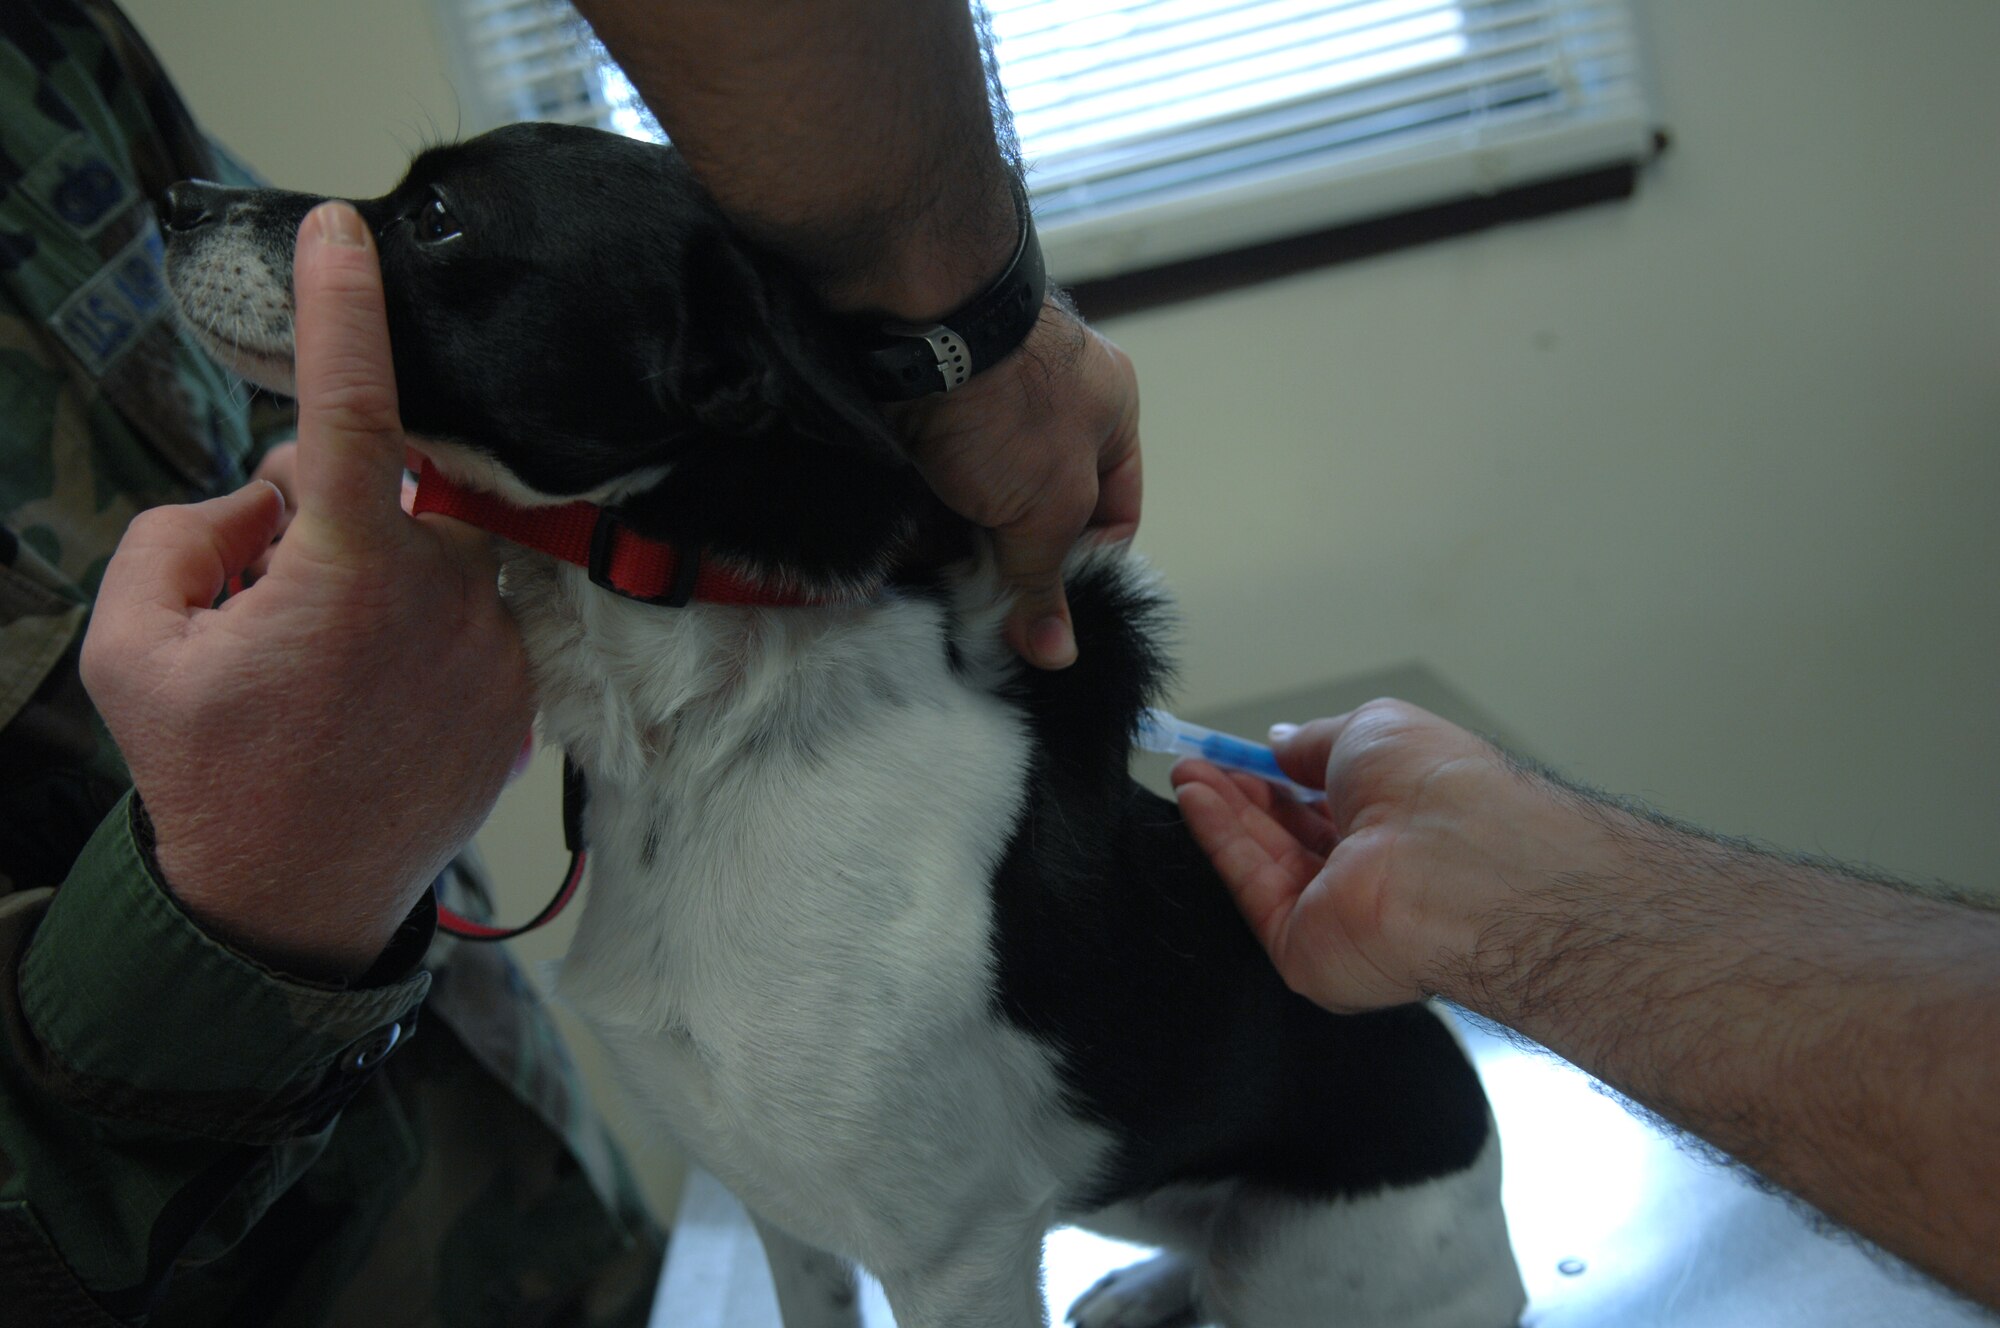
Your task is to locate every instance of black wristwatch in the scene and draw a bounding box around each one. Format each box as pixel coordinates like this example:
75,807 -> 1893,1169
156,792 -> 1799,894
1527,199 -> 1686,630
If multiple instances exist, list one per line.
853,181 -> 1047,401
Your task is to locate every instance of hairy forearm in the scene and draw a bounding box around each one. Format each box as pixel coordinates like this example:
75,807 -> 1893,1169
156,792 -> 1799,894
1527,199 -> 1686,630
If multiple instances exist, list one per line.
571,0 -> 1018,317
1435,786 -> 2000,1304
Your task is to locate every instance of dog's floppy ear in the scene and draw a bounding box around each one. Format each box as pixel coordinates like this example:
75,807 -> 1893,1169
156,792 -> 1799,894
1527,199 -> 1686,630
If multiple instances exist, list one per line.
654,226 -> 903,459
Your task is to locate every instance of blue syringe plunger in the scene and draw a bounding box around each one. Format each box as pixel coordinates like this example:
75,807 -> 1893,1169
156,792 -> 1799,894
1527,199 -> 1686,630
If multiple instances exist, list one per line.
1133,709 -> 1326,803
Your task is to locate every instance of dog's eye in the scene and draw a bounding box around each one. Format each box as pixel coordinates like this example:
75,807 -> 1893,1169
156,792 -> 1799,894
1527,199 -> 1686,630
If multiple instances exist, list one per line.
415,195 -> 461,245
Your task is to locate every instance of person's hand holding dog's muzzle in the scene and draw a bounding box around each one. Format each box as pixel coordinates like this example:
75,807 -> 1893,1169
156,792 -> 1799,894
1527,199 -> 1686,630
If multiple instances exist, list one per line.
82,203 -> 533,980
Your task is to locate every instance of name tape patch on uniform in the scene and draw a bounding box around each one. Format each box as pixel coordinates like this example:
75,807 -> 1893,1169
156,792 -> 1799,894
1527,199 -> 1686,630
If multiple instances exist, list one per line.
49,221 -> 169,379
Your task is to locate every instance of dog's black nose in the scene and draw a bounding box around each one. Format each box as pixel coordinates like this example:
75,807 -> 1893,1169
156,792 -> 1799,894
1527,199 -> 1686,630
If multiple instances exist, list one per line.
162,179 -> 229,233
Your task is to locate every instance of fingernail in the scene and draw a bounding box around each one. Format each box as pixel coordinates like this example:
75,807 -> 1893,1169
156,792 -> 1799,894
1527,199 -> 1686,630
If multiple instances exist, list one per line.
1031,615 -> 1077,668
257,478 -> 286,517
315,202 -> 368,249
1269,722 -> 1300,741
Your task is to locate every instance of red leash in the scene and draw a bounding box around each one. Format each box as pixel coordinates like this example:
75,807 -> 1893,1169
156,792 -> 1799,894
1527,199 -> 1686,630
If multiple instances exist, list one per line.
438,756 -> 590,942
439,851 -> 587,942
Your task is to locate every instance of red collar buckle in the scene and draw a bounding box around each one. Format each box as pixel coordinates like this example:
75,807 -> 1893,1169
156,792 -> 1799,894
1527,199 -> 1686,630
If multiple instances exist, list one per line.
587,505 -> 702,607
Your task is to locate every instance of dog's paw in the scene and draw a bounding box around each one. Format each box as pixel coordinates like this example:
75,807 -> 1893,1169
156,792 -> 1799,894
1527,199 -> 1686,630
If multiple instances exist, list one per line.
1066,1253 -> 1201,1328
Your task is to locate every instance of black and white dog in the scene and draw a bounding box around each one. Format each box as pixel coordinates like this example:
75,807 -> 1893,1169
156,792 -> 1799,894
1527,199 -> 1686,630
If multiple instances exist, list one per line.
163,122 -> 1525,1328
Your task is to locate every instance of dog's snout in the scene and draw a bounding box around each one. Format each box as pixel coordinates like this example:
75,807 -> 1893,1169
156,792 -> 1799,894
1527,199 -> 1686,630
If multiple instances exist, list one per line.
162,179 -> 233,233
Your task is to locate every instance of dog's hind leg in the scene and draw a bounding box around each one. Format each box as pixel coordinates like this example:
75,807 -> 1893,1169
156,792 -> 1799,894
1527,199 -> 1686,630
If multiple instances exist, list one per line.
1066,1185 -> 1232,1328
751,1212 -> 864,1328
1200,1131 -> 1524,1328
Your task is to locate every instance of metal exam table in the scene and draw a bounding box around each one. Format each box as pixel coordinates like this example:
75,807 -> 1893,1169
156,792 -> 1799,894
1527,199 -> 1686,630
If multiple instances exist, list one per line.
653,1012 -> 1989,1328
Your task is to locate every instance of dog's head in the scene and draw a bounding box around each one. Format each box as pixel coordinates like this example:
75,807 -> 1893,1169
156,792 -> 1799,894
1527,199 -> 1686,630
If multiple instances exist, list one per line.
163,122 -> 929,584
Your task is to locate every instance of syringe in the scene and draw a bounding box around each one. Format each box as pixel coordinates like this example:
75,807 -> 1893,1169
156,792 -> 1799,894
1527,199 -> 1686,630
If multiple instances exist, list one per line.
1133,708 -> 1326,803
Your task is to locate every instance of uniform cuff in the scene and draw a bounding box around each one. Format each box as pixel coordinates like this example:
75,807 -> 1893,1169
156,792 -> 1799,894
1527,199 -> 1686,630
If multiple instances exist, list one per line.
17,793 -> 431,1143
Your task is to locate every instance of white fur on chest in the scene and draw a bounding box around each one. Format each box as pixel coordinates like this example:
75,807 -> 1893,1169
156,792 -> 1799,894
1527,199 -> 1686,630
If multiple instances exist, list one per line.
507,553 -> 1108,1262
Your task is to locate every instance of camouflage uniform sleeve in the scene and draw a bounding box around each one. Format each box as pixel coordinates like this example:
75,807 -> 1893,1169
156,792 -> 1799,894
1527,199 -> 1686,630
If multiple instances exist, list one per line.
0,791 -> 432,1322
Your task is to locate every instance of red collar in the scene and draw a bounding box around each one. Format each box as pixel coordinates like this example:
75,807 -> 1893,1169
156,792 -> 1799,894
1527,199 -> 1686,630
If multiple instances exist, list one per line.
411,460 -> 832,608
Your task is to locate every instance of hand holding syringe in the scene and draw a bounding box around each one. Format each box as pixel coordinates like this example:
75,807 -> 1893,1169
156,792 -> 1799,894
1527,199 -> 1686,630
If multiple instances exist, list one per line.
1134,708 -> 1326,804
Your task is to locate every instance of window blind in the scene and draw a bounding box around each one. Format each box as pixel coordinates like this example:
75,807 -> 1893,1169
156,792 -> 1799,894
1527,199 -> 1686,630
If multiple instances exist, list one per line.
438,0 -> 1651,283
444,0 -> 649,136
993,0 -> 1653,280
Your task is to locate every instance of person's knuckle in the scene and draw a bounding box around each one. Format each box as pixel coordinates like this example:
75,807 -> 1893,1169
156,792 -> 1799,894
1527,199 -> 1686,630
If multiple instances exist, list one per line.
299,239 -> 385,298
122,504 -> 181,542
129,508 -> 216,563
1354,696 -> 1411,725
309,363 -> 400,427
1036,492 -> 1096,545
1277,961 -> 1323,1005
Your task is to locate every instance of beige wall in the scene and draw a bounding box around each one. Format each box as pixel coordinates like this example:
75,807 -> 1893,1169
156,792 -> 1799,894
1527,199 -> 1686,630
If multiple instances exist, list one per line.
121,0 -> 463,197
120,0 -> 2000,1221
1108,0 -> 2000,890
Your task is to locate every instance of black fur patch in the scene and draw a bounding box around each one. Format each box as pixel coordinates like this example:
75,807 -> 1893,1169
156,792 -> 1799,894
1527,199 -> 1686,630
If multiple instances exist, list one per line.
990,560 -> 1492,1205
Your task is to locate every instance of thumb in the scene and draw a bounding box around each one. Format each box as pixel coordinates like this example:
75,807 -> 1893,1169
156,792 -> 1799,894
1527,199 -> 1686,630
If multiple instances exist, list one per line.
289,201 -> 406,547
1268,715 -> 1353,800
992,531 -> 1077,669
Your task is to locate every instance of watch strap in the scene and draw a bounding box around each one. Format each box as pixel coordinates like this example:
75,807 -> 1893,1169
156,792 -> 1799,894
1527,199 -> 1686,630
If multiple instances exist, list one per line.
854,183 -> 1046,401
